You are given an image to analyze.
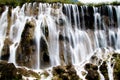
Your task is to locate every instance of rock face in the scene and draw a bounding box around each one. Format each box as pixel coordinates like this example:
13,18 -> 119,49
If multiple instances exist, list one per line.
16,19 -> 37,68
52,65 -> 80,80
1,38 -> 12,61
40,37 -> 50,68
100,61 -> 109,80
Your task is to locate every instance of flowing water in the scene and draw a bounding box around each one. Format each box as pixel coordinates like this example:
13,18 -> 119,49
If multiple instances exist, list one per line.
0,3 -> 120,80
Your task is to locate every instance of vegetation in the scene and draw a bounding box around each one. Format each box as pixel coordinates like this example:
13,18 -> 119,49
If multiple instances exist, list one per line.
0,0 -> 79,7
0,0 -> 119,7
86,1 -> 120,7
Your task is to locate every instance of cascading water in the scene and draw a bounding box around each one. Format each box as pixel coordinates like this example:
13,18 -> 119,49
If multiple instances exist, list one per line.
0,2 -> 120,80
0,6 -> 8,59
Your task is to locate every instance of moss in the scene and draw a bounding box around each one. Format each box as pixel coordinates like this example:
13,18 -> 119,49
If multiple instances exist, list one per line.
113,53 -> 120,80
85,1 -> 120,7
52,65 -> 80,80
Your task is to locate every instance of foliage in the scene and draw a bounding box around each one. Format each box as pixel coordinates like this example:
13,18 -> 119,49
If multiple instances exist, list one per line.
0,0 -> 19,7
86,1 -> 120,7
0,0 -> 80,7
0,0 -> 119,7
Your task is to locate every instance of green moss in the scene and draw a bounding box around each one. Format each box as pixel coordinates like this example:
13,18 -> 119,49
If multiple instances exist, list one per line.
114,56 -> 120,78
0,0 -> 120,7
0,0 -> 19,7
112,53 -> 120,79
110,1 -> 120,5
85,1 -> 120,7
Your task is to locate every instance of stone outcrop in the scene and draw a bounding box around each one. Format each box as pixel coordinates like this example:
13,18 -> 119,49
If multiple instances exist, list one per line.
1,38 -> 12,61
0,60 -> 22,80
99,61 -> 109,80
16,19 -> 37,68
0,60 -> 40,80
84,63 -> 100,80
40,37 -> 50,68
52,65 -> 80,80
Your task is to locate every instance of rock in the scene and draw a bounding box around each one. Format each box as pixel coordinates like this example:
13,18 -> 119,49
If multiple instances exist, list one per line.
84,63 -> 100,80
112,53 -> 120,80
0,61 -> 22,80
40,37 -> 50,68
52,65 -> 80,80
16,19 -> 37,68
41,70 -> 49,77
99,61 -> 109,80
57,18 -> 65,26
17,68 -> 40,79
41,18 -> 49,38
86,69 -> 99,80
0,61 -> 40,80
1,38 -> 12,61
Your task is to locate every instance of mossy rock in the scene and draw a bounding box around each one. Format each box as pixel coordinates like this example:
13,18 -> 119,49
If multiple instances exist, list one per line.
52,65 -> 80,80
112,53 -> 120,80
17,68 -> 40,79
0,61 -> 22,80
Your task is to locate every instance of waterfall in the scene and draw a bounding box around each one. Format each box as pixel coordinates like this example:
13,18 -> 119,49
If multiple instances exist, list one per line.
0,6 -> 8,59
0,2 -> 120,80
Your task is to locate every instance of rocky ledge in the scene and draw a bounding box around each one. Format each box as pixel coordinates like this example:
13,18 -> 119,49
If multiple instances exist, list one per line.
1,52 -> 120,80
0,60 -> 40,80
0,61 -> 80,80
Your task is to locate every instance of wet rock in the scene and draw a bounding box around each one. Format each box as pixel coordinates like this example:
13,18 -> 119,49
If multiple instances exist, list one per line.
84,63 -> 100,80
100,61 -> 109,80
16,19 -> 37,68
0,61 -> 22,80
52,65 -> 80,80
17,68 -> 40,79
59,34 -> 64,41
41,70 -> 49,77
57,18 -> 65,26
41,18 -> 49,38
86,69 -> 99,80
40,37 -> 50,68
1,38 -> 12,61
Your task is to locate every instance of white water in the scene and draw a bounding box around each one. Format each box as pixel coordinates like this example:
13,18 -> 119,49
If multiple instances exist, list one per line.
0,7 -> 8,59
0,3 -> 120,80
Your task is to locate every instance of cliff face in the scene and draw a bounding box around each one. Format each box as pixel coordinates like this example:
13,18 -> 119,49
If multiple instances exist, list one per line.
0,2 -> 120,80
